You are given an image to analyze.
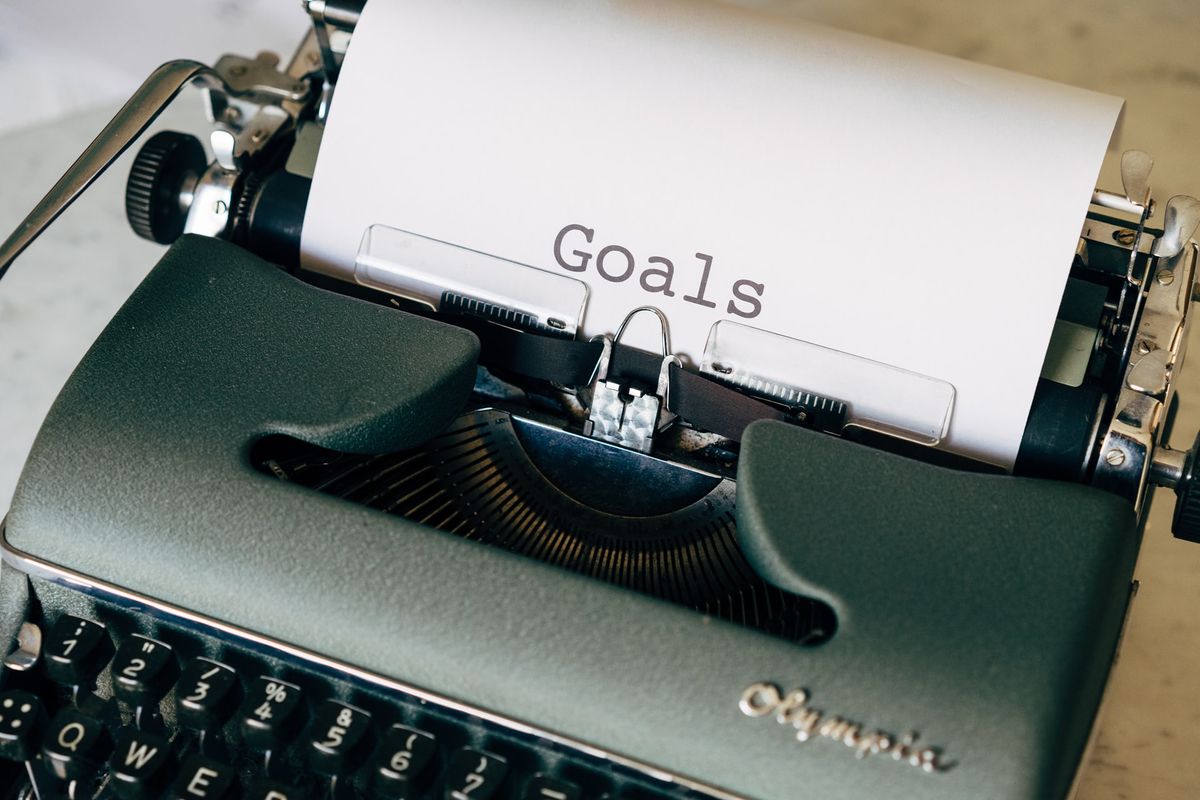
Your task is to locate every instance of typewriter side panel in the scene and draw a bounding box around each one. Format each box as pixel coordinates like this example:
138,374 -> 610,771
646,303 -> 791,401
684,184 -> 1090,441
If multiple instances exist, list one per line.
0,236 -> 1140,799
739,421 -> 1141,800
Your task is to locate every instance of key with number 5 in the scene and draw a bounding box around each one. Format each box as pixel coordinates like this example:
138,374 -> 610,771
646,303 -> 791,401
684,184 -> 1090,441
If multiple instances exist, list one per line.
177,658 -> 240,733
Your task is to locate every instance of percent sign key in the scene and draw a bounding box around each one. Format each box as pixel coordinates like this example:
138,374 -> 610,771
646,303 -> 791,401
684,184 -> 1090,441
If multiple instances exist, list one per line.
240,677 -> 305,751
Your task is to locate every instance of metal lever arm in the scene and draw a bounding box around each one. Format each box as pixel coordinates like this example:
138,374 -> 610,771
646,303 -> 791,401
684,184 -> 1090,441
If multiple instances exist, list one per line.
0,60 -> 216,282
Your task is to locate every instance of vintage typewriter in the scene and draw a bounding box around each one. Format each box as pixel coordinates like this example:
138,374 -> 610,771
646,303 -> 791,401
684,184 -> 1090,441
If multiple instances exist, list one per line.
1,3 -> 1199,799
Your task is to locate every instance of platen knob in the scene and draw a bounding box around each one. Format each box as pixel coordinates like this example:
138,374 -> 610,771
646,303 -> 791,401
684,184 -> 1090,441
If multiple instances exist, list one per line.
1172,431 -> 1200,543
125,131 -> 207,244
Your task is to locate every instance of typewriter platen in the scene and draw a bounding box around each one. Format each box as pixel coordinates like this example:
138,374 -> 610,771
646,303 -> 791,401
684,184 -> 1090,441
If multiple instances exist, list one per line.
1,4 -> 1200,800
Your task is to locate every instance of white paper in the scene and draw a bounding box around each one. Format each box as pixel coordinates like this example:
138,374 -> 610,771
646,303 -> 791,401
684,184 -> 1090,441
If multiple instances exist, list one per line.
301,0 -> 1122,468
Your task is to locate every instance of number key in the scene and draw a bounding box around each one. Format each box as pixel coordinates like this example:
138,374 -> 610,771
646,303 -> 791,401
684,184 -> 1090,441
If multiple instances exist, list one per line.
239,677 -> 303,751
111,635 -> 178,709
443,747 -> 508,800
522,775 -> 582,800
368,724 -> 438,799
307,699 -> 372,777
176,658 -> 239,732
44,616 -> 114,688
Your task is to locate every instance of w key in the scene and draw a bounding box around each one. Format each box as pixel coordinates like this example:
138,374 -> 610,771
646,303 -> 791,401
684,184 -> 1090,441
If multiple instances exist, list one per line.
109,728 -> 172,799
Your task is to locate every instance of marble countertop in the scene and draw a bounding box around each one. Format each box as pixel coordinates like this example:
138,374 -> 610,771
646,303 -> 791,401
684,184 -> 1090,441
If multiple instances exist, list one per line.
1,2 -> 1199,797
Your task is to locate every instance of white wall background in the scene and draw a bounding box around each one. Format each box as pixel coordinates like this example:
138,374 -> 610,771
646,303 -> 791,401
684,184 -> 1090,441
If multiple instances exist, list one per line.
0,0 -> 305,136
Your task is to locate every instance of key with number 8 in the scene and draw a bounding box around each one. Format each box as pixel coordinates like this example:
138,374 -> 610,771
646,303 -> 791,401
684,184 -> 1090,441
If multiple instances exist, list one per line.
177,658 -> 240,733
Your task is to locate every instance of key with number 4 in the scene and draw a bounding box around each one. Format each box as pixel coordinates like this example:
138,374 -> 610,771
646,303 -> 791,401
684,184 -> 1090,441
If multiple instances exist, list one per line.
239,677 -> 304,751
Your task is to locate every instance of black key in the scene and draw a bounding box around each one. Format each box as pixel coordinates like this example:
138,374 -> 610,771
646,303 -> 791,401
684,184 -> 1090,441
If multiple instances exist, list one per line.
109,728 -> 172,799
111,635 -> 178,708
443,748 -> 508,800
43,616 -> 114,687
368,724 -> 438,799
0,691 -> 45,761
246,777 -> 310,799
176,658 -> 240,732
169,754 -> 238,799
239,677 -> 303,751
523,775 -> 582,800
307,699 -> 372,777
41,707 -> 113,783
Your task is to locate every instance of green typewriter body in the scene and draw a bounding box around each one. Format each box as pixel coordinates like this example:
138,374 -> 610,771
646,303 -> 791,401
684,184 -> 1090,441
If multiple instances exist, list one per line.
0,4 -> 1198,800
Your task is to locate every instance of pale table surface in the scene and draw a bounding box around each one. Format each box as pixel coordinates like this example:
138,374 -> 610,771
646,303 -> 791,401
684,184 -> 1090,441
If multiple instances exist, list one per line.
2,2 -> 1200,798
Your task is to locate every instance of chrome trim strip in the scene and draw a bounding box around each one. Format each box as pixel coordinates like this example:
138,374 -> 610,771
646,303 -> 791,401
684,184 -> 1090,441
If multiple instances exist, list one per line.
0,531 -> 744,800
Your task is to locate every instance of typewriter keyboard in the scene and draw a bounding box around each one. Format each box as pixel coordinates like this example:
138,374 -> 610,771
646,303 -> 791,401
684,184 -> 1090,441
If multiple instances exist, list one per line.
0,577 -> 711,800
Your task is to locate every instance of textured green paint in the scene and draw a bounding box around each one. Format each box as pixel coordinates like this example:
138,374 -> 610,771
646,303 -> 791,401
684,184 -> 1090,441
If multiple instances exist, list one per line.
4,237 -> 1139,799
738,420 -> 1139,800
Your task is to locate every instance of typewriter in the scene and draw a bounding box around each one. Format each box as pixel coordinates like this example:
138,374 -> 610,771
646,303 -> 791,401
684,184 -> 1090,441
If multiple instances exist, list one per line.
0,3 -> 1199,799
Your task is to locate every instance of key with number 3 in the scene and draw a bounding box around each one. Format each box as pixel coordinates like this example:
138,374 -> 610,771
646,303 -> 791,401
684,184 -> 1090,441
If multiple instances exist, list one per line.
177,658 -> 240,733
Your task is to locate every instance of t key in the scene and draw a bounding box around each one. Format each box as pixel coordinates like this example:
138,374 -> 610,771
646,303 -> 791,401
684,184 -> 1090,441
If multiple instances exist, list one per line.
43,616 -> 114,689
111,635 -> 179,709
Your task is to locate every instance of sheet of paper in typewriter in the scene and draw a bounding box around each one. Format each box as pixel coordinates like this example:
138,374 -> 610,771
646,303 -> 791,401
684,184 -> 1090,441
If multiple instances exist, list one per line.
300,0 -> 1122,468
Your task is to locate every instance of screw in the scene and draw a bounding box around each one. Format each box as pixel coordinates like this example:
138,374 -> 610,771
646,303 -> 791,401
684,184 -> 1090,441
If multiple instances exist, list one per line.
712,362 -> 733,375
1113,229 -> 1137,246
251,129 -> 268,144
228,64 -> 247,78
1157,270 -> 1176,286
1136,340 -> 1152,355
1105,449 -> 1127,467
